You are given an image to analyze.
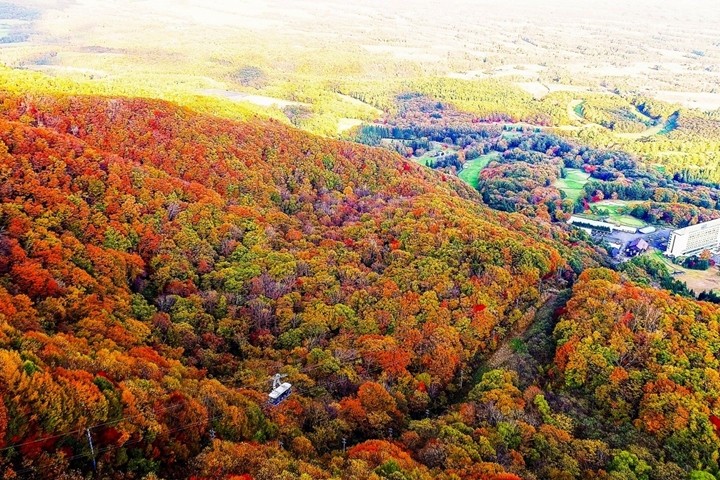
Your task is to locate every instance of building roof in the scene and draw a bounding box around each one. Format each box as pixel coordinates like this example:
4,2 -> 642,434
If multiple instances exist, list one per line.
628,238 -> 649,250
672,218 -> 720,236
638,226 -> 656,234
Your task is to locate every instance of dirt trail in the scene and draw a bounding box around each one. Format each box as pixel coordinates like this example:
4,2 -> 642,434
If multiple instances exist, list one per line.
447,289 -> 569,404
485,290 -> 564,371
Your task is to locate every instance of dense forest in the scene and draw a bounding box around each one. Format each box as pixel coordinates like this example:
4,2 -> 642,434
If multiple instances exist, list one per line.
2,1 -> 720,477
0,91 -> 603,479
358,95 -> 720,231
1,90 -> 720,479
343,78 -> 720,186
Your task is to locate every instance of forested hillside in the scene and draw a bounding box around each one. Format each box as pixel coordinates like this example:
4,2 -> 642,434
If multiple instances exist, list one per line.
1,86 -> 719,480
2,1 -> 720,477
0,92 -> 609,478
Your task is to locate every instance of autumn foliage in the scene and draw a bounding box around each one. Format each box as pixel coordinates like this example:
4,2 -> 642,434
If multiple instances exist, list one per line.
1,90 -> 716,479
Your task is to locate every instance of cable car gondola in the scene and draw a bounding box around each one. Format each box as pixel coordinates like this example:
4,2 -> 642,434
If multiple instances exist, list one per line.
268,373 -> 292,406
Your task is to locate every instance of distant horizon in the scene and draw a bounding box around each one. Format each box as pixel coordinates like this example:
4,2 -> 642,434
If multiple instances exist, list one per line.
4,0 -> 719,110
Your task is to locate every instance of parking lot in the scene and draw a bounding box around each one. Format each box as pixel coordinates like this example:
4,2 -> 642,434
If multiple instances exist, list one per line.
592,228 -> 671,260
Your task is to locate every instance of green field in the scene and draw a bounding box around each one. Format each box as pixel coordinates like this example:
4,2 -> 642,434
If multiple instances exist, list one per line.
414,148 -> 455,167
612,215 -> 646,227
591,199 -> 641,209
500,131 -> 523,140
555,168 -> 590,200
573,101 -> 585,119
589,200 -> 646,227
458,152 -> 501,189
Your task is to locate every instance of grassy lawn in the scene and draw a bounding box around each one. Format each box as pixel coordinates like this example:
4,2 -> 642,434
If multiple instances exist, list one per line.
414,149 -> 453,167
591,199 -> 635,207
413,156 -> 431,166
458,152 -> 500,189
501,132 -> 523,140
589,200 -> 646,227
590,200 -> 629,215
652,251 -> 685,274
612,215 -> 646,227
555,168 -> 590,200
337,117 -> 363,133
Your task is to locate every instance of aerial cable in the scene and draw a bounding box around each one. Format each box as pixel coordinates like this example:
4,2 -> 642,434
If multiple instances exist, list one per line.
0,401 -> 184,454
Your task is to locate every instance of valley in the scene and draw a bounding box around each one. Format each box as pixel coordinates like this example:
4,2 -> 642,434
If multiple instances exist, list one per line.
356,91 -> 720,302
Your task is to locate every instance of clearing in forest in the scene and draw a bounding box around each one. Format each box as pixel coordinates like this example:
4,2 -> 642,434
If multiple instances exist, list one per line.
555,168 -> 590,200
589,200 -> 646,227
458,152 -> 500,189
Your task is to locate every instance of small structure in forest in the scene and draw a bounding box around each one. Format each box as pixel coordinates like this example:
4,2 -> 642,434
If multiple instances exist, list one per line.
268,373 -> 292,405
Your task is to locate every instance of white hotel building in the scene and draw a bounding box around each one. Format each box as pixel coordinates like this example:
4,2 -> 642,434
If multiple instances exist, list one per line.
665,218 -> 720,257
